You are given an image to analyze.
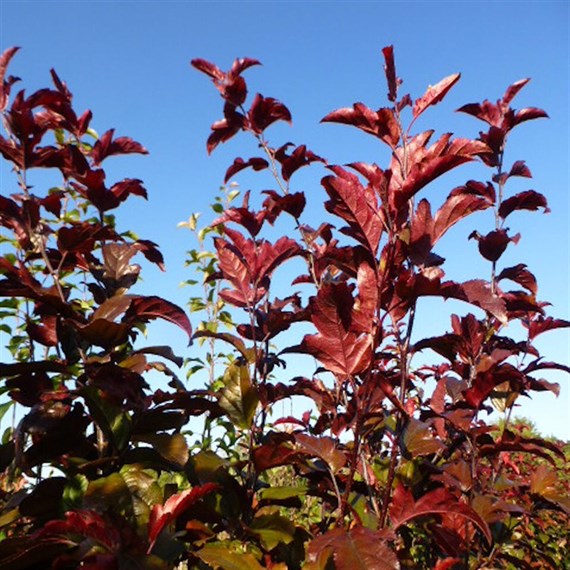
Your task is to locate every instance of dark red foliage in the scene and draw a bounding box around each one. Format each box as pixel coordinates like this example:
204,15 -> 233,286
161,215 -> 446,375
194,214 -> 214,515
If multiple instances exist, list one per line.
0,45 -> 567,570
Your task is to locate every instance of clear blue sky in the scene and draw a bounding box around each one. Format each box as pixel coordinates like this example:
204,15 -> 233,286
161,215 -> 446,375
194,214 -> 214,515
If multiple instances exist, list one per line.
0,1 -> 568,437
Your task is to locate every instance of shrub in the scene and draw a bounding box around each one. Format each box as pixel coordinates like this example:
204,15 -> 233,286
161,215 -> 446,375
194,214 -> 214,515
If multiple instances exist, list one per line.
0,45 -> 568,569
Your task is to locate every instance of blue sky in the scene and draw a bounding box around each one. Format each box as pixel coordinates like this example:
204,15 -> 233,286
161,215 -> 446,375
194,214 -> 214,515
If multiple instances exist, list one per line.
0,1 -> 568,437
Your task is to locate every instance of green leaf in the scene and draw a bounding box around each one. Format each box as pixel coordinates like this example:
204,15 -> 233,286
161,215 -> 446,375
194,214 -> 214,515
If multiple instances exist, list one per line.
137,433 -> 189,467
218,364 -> 258,429
248,511 -> 296,550
195,542 -> 264,570
401,418 -> 445,457
258,486 -> 308,501
0,401 -> 13,424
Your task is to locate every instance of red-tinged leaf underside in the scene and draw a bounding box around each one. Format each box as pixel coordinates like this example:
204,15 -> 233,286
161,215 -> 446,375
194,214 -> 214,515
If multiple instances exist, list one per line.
497,264 -> 537,295
0,46 -> 20,112
525,317 -> 570,341
124,296 -> 192,343
148,483 -> 218,552
322,167 -> 382,255
432,190 -> 493,244
307,526 -> 400,570
295,433 -> 346,474
382,45 -> 398,102
301,283 -> 372,377
390,484 -> 491,544
248,93 -> 292,134
413,73 -> 461,121
37,510 -> 121,552
440,279 -> 507,324
90,129 -> 148,166
392,134 -> 489,205
321,104 -> 400,147
498,190 -> 549,219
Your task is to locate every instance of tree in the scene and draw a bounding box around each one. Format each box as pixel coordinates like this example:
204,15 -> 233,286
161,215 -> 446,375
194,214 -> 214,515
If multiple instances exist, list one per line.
0,45 -> 568,569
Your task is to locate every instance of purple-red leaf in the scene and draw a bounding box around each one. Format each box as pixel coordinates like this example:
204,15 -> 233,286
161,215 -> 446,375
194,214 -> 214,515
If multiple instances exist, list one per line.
90,129 -> 148,166
301,283 -> 372,376
295,433 -> 346,474
498,190 -> 549,219
262,190 -> 306,219
469,229 -> 519,262
392,133 -> 489,205
276,144 -> 326,181
148,483 -> 218,552
413,73 -> 460,121
322,167 -> 383,255
0,46 -> 20,112
382,45 -> 398,102
513,107 -> 548,126
248,93 -> 291,134
190,58 -> 225,81
390,484 -> 491,544
525,316 -> 570,341
224,156 -> 268,183
432,189 -> 493,244
497,264 -> 537,295
307,526 -> 399,570
502,78 -> 531,107
124,296 -> 192,344
322,104 -> 400,147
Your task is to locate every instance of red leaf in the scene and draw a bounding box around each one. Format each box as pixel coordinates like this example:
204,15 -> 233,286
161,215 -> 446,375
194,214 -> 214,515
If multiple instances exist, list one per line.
502,78 -> 530,107
148,483 -> 218,552
109,178 -> 148,203
498,190 -> 549,219
26,317 -> 58,347
413,73 -> 460,121
307,526 -> 399,570
392,133 -> 489,204
190,58 -> 225,81
457,100 -> 502,127
525,316 -> 570,341
134,239 -> 165,271
434,559 -> 462,570
440,279 -> 507,324
508,160 -> 532,178
253,437 -> 298,472
301,283 -> 372,376
322,167 -> 383,255
193,330 -> 250,361
38,510 -> 121,552
262,190 -> 306,219
124,296 -> 192,343
213,205 -> 267,237
513,107 -> 548,126
497,264 -> 537,295
224,156 -> 268,183
432,189 -> 493,244
0,46 -> 20,112
469,229 -> 518,262
322,104 -> 400,147
390,484 -> 491,544
90,129 -> 148,166
255,235 -> 303,283
296,433 -> 346,473
276,144 -> 326,181
248,93 -> 292,134
229,57 -> 262,77
382,45 -> 398,102
206,103 -> 246,154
